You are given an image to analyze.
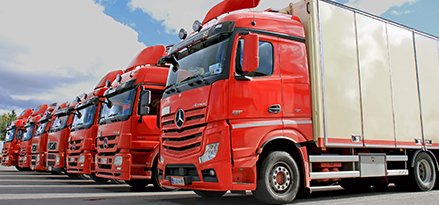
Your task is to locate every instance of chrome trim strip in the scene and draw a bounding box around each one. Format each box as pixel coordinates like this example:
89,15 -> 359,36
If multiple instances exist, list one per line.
232,122 -> 282,129
283,120 -> 313,125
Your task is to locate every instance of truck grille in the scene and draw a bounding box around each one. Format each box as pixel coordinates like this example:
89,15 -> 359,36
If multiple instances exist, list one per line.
161,107 -> 207,156
68,140 -> 82,151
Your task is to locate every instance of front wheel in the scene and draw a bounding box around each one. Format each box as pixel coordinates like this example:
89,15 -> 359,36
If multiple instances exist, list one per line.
252,151 -> 300,204
194,190 -> 226,198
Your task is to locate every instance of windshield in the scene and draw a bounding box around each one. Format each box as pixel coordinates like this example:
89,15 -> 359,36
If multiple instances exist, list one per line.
167,35 -> 230,86
50,114 -> 69,131
35,121 -> 48,137
72,104 -> 98,130
5,129 -> 16,142
100,89 -> 136,124
22,124 -> 35,141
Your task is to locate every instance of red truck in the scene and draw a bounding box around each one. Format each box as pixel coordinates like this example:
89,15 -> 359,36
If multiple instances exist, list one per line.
45,101 -> 80,175
1,109 -> 33,169
18,104 -> 49,171
94,45 -> 169,189
30,103 -> 60,171
66,70 -> 123,182
158,0 -> 439,203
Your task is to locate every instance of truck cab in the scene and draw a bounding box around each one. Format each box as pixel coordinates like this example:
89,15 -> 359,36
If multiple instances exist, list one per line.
18,104 -> 49,171
30,103 -> 59,171
66,70 -> 123,181
1,109 -> 33,168
94,45 -> 169,189
45,102 -> 78,174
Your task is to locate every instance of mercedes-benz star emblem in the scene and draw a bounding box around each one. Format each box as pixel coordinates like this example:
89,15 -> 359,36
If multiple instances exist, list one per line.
71,142 -> 76,151
103,138 -> 108,149
175,109 -> 185,128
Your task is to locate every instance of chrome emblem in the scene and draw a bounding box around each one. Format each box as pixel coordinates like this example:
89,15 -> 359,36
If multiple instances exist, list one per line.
103,138 -> 108,149
71,142 -> 76,151
175,109 -> 185,128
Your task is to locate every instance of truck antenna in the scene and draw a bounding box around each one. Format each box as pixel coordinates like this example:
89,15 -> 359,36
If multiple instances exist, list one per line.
251,0 -> 256,26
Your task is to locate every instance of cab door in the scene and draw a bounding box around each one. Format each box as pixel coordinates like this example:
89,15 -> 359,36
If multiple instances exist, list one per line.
228,34 -> 282,159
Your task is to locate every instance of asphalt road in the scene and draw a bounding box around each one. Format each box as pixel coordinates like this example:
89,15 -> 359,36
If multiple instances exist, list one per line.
0,165 -> 438,205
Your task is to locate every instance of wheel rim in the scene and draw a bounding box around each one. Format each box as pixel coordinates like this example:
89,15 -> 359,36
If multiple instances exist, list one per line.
418,159 -> 432,184
270,162 -> 292,192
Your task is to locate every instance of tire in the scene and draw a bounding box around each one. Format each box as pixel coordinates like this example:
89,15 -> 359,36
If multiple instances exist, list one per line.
252,151 -> 300,204
66,173 -> 81,179
126,179 -> 149,191
193,190 -> 226,198
89,173 -> 109,183
410,152 -> 436,191
15,166 -> 29,171
110,179 -> 126,184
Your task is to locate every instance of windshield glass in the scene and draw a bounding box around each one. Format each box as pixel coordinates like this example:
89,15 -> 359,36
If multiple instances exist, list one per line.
72,104 -> 97,130
5,129 -> 16,142
100,89 -> 136,124
22,124 -> 35,141
35,121 -> 48,137
50,114 -> 69,131
167,35 -> 230,86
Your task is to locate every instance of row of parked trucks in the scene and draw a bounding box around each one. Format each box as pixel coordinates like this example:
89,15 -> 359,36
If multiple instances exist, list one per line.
3,0 -> 439,203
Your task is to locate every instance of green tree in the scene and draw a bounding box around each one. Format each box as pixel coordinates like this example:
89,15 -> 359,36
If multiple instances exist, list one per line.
0,110 -> 18,141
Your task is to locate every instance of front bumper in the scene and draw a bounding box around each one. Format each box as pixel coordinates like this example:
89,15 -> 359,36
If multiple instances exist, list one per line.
18,154 -> 31,168
30,153 -> 46,171
95,153 -> 133,181
66,152 -> 93,174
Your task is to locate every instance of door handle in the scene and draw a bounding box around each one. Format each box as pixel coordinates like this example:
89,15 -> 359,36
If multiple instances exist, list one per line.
268,105 -> 281,114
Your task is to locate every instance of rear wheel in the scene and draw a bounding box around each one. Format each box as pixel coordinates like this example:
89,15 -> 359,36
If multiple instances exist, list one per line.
194,190 -> 226,198
411,152 -> 436,191
252,151 -> 300,204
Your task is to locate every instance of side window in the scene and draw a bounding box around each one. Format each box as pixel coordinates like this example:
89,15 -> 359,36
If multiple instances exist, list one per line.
236,39 -> 274,77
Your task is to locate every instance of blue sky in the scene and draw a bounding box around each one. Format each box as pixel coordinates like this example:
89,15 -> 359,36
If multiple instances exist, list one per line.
0,0 -> 438,116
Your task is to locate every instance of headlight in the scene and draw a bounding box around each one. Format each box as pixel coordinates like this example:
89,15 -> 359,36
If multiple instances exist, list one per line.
24,156 -> 27,162
95,155 -> 97,163
6,156 -> 9,161
36,155 -> 40,162
56,155 -> 60,165
79,156 -> 85,163
114,156 -> 123,166
160,154 -> 164,164
198,142 -> 219,164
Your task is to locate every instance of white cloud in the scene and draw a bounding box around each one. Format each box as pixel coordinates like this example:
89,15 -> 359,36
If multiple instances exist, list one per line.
129,0 -> 419,35
345,0 -> 419,15
0,0 -> 145,115
127,0 -> 303,35
391,10 -> 414,15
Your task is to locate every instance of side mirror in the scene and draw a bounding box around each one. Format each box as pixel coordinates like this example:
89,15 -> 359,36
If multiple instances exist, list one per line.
106,100 -> 113,109
105,80 -> 111,88
75,111 -> 82,119
139,90 -> 151,115
242,33 -> 259,73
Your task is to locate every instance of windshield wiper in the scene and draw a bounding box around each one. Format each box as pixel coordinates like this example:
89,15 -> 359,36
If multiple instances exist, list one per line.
182,73 -> 210,86
108,113 -> 118,118
165,83 -> 180,94
76,122 -> 84,126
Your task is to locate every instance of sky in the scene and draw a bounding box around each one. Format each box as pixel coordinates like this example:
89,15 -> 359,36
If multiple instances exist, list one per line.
0,0 -> 438,116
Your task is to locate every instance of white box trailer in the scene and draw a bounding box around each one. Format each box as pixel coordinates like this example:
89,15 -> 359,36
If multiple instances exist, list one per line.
288,0 -> 439,185
293,0 -> 439,149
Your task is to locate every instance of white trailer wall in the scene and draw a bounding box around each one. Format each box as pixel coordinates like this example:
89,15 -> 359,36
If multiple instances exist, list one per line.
293,0 -> 439,148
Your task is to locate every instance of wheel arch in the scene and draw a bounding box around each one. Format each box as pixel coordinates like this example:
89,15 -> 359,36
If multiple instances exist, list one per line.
411,150 -> 439,171
256,137 -> 307,187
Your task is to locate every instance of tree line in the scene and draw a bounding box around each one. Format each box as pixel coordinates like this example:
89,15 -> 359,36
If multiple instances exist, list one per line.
0,110 -> 18,141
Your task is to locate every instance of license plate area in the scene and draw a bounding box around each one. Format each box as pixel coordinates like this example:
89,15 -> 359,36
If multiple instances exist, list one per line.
70,157 -> 74,162
171,176 -> 185,186
101,158 -> 107,164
